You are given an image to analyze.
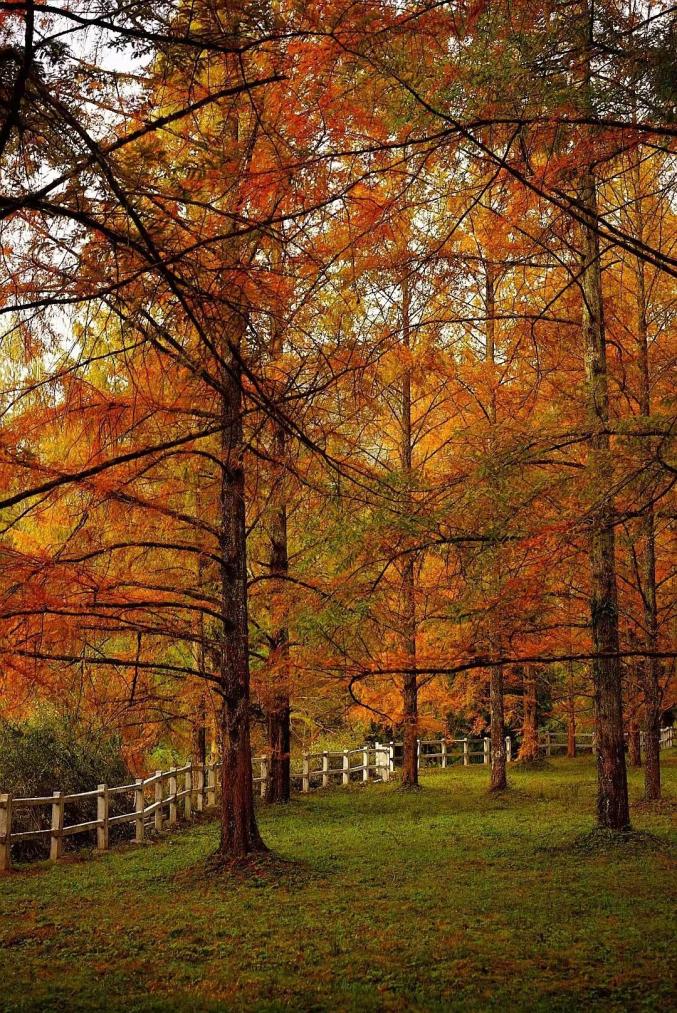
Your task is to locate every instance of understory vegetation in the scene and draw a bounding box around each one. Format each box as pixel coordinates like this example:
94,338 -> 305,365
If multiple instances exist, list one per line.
1,757 -> 674,1013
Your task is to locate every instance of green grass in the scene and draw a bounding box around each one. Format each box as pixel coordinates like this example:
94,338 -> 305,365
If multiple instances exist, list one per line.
1,756 -> 675,1012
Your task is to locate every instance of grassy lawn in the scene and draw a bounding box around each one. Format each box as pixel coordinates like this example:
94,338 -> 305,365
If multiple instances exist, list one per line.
0,755 -> 674,1012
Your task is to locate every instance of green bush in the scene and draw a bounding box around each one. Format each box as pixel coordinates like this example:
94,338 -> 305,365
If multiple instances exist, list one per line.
0,710 -> 132,859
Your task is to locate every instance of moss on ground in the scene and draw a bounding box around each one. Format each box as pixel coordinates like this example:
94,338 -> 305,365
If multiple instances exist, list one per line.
0,755 -> 674,1012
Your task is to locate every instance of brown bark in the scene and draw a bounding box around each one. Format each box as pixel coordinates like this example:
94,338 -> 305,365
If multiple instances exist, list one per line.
216,361 -> 266,860
192,552 -> 209,767
263,235 -> 292,803
212,9 -> 265,861
574,7 -> 629,829
192,691 -> 208,766
401,665 -> 418,787
567,664 -> 577,758
628,721 -> 642,767
399,276 -> 419,787
521,666 -> 539,761
485,260 -> 506,791
633,174 -> 661,801
489,665 -> 507,790
265,698 -> 290,803
579,163 -> 630,829
264,414 -> 291,803
640,515 -> 661,799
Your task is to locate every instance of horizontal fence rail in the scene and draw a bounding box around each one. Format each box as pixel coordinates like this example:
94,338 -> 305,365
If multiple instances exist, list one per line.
1,728 -> 673,870
537,727 -> 674,756
300,745 -> 391,792
0,755 -> 268,873
539,731 -> 595,756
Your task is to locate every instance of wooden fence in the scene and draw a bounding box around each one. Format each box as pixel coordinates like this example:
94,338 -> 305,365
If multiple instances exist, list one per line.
2,728 -> 673,870
301,744 -> 390,792
0,755 -> 268,873
539,731 -> 595,755
538,727 -> 675,755
298,737 -> 513,793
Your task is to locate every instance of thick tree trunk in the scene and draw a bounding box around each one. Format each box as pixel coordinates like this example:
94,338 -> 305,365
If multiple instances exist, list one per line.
521,666 -> 539,761
399,277 -> 419,788
489,665 -> 507,790
579,163 -> 630,830
216,367 -> 266,860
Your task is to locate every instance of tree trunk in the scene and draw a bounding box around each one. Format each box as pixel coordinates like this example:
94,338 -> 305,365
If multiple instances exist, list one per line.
399,276 -> 418,788
401,666 -> 418,788
400,551 -> 418,787
266,697 -> 290,803
628,722 -> 641,768
579,161 -> 630,830
521,666 -> 539,761
567,664 -> 577,758
265,419 -> 291,803
634,186 -> 662,801
216,364 -> 266,860
489,665 -> 507,790
193,555 -> 209,767
485,260 -> 506,791
192,691 -> 208,766
210,7 -> 265,861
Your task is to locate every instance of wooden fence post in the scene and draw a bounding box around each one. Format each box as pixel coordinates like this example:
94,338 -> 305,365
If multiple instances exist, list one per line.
260,757 -> 268,799
389,741 -> 395,773
483,738 -> 490,765
96,784 -> 109,852
154,771 -> 164,832
441,740 -> 447,768
50,791 -> 64,862
195,764 -> 205,812
134,778 -> 145,843
342,750 -> 350,786
379,746 -> 390,782
206,764 -> 216,807
362,746 -> 369,782
506,736 -> 512,763
417,738 -> 421,769
463,738 -> 469,766
168,769 -> 177,825
0,794 -> 12,872
184,767 -> 192,819
302,754 -> 310,794
322,752 -> 329,788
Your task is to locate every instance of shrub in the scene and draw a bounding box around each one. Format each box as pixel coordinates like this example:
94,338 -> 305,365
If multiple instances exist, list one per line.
0,709 -> 132,859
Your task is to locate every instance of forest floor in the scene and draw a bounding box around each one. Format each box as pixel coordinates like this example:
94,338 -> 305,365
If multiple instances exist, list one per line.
0,755 -> 675,1012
